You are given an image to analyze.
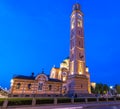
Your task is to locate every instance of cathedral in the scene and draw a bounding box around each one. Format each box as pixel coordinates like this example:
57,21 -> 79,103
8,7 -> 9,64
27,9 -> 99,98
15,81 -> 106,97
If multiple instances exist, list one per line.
10,3 -> 91,97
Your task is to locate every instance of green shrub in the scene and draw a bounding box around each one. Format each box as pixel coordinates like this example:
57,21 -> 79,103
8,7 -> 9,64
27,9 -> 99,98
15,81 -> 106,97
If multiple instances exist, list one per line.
0,98 -> 6,106
116,97 -> 120,100
108,98 -> 114,101
88,98 -> 97,102
0,100 -> 4,106
36,98 -> 54,104
57,98 -> 71,103
8,98 -> 32,106
74,98 -> 85,103
99,98 -> 106,101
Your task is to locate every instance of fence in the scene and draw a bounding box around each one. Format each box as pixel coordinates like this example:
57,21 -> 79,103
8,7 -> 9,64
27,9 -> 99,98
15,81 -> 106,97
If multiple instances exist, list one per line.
0,97 -> 120,109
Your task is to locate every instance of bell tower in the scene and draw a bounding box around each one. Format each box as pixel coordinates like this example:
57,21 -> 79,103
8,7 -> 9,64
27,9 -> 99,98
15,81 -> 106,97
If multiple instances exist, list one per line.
68,3 -> 91,96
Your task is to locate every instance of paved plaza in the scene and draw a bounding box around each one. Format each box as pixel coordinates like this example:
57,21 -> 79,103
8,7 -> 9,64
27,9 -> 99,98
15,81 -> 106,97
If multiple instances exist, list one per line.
7,102 -> 120,109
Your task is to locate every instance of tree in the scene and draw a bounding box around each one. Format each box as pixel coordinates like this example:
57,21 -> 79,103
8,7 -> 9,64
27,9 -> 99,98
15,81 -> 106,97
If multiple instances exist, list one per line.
91,83 -> 109,95
91,86 -> 95,94
103,84 -> 109,94
115,85 -> 120,94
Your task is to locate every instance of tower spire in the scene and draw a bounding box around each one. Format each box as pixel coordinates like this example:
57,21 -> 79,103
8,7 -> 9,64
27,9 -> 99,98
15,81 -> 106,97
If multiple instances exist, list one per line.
72,3 -> 81,11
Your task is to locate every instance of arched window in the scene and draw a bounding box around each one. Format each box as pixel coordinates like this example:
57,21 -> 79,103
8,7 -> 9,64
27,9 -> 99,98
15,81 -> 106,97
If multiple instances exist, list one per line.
48,85 -> 52,91
16,83 -> 21,89
38,83 -> 43,91
78,20 -> 82,27
28,84 -> 31,89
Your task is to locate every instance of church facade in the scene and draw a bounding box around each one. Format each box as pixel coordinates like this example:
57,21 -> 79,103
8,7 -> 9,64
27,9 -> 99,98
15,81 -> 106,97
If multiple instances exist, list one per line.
10,3 -> 91,97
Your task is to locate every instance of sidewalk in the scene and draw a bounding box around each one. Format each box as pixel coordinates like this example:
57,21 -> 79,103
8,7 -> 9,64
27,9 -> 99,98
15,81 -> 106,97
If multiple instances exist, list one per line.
7,101 -> 120,109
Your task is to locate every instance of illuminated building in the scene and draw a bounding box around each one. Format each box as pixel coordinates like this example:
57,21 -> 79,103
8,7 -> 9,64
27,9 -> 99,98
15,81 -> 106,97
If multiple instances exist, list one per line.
91,82 -> 96,89
10,72 -> 62,97
10,3 -> 91,97
68,4 -> 91,96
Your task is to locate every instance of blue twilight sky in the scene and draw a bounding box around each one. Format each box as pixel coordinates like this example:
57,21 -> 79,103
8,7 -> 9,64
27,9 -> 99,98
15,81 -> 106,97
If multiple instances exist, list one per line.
0,0 -> 120,88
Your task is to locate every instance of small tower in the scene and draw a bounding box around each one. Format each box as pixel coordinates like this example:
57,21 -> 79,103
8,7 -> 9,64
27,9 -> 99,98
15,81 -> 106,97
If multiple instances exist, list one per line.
68,3 -> 91,96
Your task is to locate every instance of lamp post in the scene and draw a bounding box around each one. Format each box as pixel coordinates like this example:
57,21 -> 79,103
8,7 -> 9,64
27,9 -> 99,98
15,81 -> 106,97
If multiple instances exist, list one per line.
110,86 -> 115,96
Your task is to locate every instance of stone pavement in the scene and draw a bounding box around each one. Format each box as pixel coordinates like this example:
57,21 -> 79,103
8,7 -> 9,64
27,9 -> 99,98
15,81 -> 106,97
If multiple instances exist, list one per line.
7,101 -> 120,109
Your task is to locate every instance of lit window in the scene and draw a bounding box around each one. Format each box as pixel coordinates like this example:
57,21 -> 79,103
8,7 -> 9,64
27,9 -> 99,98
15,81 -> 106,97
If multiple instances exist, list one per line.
63,77 -> 66,81
79,71 -> 82,75
71,72 -> 74,75
71,23 -> 74,29
78,20 -> 82,27
71,21 -> 75,29
86,67 -> 89,72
